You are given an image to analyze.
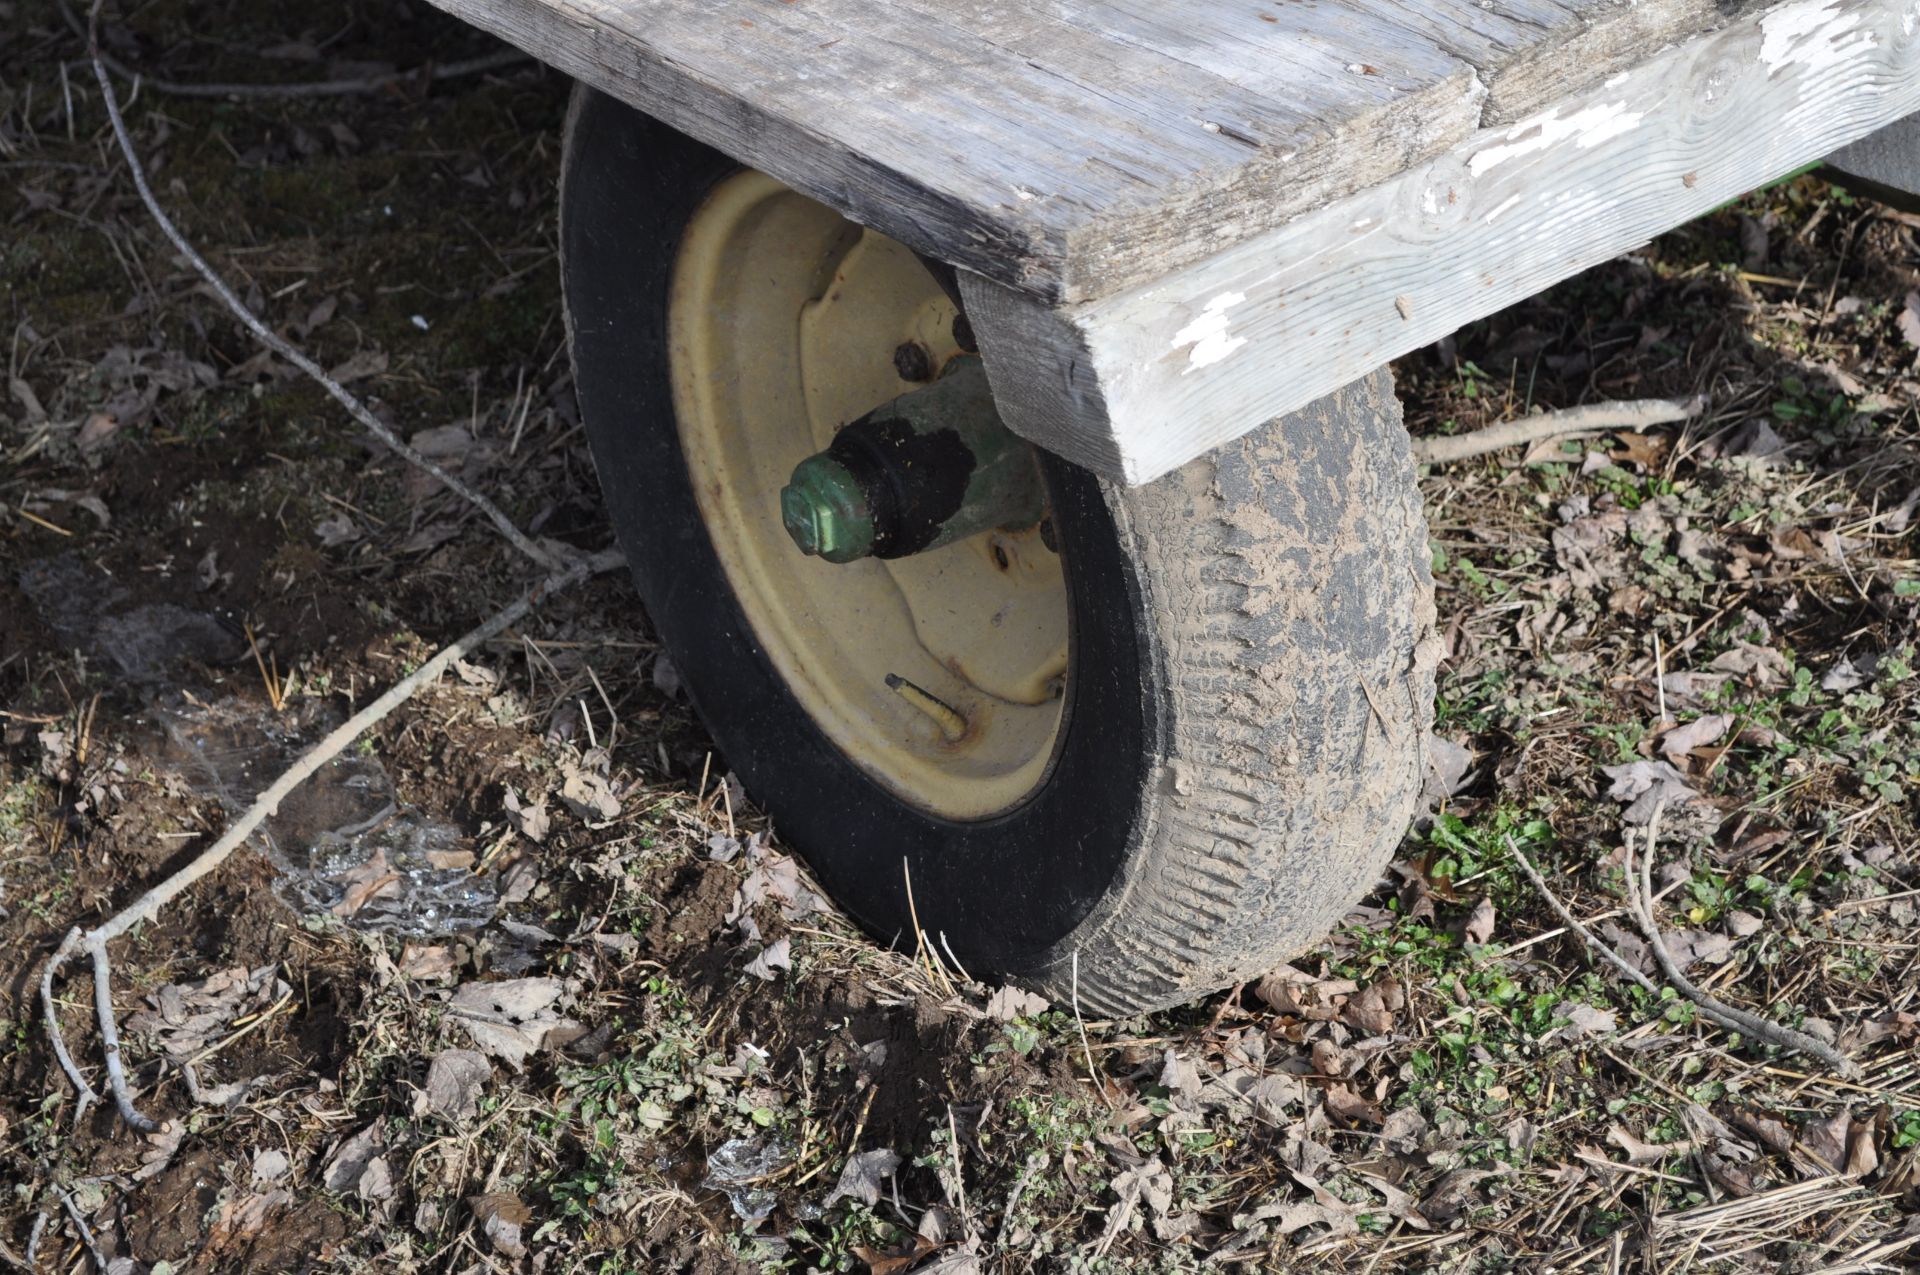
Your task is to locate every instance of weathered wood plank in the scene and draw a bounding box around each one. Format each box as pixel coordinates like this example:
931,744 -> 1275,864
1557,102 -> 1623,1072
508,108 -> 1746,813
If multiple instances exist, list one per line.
427,0 -> 1753,303
1827,113 -> 1920,198
963,0 -> 1920,483
1476,0 -> 1763,122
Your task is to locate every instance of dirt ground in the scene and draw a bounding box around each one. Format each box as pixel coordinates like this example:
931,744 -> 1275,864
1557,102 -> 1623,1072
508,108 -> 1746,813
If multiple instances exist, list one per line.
5,1 -> 1920,1271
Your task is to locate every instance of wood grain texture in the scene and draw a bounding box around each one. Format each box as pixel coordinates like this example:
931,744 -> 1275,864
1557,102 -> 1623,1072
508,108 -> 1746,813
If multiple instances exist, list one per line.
964,0 -> 1920,484
428,0 -> 1750,302
1827,112 -> 1920,196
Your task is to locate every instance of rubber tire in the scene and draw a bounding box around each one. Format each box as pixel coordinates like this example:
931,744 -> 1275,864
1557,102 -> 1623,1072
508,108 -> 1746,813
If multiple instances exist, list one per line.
561,88 -> 1439,1016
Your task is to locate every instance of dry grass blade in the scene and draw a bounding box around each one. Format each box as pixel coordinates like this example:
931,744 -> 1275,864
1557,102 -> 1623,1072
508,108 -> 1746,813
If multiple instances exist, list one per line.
1564,1178 -> 1891,1270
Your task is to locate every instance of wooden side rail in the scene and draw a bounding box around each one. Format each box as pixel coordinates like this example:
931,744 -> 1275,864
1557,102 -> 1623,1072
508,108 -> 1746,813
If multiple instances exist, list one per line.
962,0 -> 1920,483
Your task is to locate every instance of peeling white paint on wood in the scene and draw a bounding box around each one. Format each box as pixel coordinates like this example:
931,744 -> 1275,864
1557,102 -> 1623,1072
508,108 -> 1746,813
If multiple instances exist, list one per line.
1467,102 -> 1646,176
1759,0 -> 1875,70
1171,292 -> 1249,370
963,0 -> 1920,485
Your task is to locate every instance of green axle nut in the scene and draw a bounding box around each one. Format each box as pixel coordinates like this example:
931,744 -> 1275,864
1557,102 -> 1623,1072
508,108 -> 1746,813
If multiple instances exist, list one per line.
781,453 -> 876,563
779,356 -> 1043,564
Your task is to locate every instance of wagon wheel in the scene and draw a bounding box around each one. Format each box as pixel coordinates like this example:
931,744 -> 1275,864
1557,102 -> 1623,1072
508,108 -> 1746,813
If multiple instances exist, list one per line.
560,88 -> 1437,1016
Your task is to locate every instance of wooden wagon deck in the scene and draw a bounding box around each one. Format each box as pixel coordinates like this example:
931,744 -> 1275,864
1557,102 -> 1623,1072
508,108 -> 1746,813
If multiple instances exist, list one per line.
429,0 -> 1920,481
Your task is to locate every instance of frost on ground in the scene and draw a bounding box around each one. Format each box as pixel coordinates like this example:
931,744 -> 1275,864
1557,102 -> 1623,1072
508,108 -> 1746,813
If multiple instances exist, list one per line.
4,0 -> 1920,1270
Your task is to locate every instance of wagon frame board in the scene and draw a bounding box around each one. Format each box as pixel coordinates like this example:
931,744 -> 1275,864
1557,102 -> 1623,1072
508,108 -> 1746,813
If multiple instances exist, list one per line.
427,0 -> 1920,483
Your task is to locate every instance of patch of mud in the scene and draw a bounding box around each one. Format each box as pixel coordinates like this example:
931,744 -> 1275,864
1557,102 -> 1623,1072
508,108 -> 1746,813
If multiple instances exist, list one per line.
153,696 -> 497,935
124,1146 -> 222,1261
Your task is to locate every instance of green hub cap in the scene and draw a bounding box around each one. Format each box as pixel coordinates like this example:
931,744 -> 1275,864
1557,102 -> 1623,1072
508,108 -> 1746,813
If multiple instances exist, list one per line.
781,454 -> 876,563
778,355 -> 1045,566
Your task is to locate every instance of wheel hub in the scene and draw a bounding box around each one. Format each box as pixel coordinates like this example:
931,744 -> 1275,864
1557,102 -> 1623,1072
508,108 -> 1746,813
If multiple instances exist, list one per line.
779,355 -> 1046,566
666,171 -> 1069,819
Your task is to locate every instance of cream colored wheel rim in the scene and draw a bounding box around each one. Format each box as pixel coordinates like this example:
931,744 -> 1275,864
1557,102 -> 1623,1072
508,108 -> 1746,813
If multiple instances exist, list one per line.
667,172 -> 1069,820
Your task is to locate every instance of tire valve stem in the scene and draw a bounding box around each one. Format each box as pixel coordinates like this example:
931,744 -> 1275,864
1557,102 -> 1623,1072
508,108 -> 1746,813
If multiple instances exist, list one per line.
884,673 -> 969,742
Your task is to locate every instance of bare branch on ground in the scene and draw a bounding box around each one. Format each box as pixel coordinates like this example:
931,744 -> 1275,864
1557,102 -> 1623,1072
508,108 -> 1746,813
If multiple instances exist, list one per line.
86,25 -> 560,571
1622,806 -> 1858,1078
39,9 -> 624,1133
1413,396 -> 1707,465
1506,821 -> 1858,1079
56,1192 -> 107,1272
62,0 -> 528,99
40,545 -> 623,1126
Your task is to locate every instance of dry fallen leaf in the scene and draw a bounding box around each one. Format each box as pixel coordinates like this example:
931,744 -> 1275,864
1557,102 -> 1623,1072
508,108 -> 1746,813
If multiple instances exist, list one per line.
824,1148 -> 901,1208
252,1148 -> 290,1183
1659,713 -> 1734,763
1608,1124 -> 1691,1165
1899,291 -> 1920,350
397,943 -> 457,981
559,762 -> 622,821
1662,929 -> 1734,972
469,1192 -> 531,1258
731,852 -> 825,925
313,512 -> 359,547
1098,1156 -> 1190,1249
448,977 -> 582,1070
332,846 -> 401,918
1253,966 -> 1354,1020
1801,1110 -> 1853,1173
1461,896 -> 1496,946
984,985 -> 1050,1021
744,936 -> 793,981
504,786 -> 550,842
1611,431 -> 1669,469
1419,1168 -> 1500,1224
132,1123 -> 185,1183
326,348 -> 388,384
1709,641 -> 1791,689
125,963 -> 288,1059
1425,733 -> 1474,801
323,1124 -> 389,1198
1158,1050 -> 1203,1102
1550,1002 -> 1617,1041
852,1235 -> 938,1275
1601,758 -> 1698,824
1324,1083 -> 1385,1126
1342,977 -> 1404,1035
415,1047 -> 491,1122
76,411 -> 121,455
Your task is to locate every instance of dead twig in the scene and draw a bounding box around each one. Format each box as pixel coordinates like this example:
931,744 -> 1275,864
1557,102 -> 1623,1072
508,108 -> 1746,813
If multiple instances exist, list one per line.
39,3 -> 613,1135
62,0 -> 527,98
42,546 -> 623,1124
1413,396 -> 1706,465
1623,805 -> 1858,1078
57,1190 -> 108,1272
1504,835 -> 1663,997
1506,823 -> 1858,1078
86,24 -> 559,571
22,1213 -> 46,1271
